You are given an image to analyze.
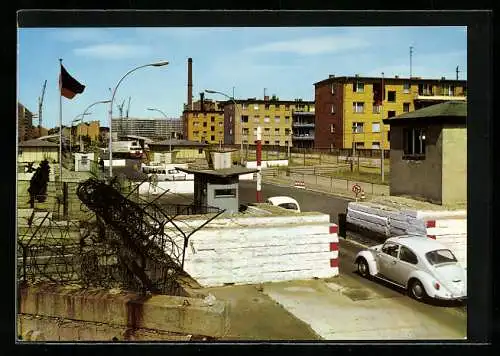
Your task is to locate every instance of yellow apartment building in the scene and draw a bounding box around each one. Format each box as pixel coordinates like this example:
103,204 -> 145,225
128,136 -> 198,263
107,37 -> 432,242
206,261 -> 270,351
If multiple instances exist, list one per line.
75,120 -> 100,142
222,97 -> 314,147
184,110 -> 225,144
314,75 -> 467,150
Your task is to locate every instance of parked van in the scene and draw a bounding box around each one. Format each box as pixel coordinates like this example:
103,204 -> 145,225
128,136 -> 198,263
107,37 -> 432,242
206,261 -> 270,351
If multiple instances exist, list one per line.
266,196 -> 301,213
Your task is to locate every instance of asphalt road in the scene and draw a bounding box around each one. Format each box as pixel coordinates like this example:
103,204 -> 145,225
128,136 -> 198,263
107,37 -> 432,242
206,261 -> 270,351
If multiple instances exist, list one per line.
240,180 -> 467,334
340,238 -> 467,335
238,180 -> 351,224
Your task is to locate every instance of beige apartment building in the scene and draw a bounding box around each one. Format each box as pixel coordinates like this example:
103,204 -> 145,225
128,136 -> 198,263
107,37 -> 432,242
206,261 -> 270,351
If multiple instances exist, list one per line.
222,96 -> 314,147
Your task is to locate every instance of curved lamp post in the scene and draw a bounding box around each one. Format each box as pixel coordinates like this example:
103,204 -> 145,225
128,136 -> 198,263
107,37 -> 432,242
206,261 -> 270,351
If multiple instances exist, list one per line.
204,89 -> 243,164
109,60 -> 169,178
147,107 -> 172,152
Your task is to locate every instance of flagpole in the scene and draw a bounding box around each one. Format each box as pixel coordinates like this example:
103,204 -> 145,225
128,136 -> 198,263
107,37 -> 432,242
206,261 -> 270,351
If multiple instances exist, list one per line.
59,58 -> 63,184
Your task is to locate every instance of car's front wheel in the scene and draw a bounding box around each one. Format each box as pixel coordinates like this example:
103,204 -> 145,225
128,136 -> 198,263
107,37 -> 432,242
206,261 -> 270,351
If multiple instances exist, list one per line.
408,279 -> 428,301
357,258 -> 370,278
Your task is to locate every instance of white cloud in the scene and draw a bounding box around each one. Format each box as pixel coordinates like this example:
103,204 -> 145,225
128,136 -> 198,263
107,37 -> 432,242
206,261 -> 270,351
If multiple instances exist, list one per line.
73,44 -> 152,59
244,35 -> 370,55
49,28 -> 113,43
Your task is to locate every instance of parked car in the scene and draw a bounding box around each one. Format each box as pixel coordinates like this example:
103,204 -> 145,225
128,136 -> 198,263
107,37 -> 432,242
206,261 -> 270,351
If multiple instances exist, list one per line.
354,235 -> 466,302
265,196 -> 301,213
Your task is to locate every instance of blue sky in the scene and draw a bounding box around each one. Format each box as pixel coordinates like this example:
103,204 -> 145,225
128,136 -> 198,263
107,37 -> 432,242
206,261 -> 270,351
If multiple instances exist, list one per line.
17,26 -> 467,129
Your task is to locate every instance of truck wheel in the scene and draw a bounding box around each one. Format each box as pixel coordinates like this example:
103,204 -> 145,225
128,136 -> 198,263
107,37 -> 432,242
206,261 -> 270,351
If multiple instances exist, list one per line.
357,258 -> 370,278
409,279 -> 427,301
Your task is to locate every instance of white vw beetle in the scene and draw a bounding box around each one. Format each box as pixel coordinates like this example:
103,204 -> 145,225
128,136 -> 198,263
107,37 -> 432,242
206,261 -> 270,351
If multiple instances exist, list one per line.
354,235 -> 467,302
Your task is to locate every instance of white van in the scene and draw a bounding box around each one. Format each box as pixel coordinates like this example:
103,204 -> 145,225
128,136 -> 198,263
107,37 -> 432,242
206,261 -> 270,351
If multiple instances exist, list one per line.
266,196 -> 301,213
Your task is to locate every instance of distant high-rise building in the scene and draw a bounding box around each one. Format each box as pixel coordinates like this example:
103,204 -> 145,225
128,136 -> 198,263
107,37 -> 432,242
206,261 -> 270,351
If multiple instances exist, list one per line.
18,102 -> 34,142
111,117 -> 183,140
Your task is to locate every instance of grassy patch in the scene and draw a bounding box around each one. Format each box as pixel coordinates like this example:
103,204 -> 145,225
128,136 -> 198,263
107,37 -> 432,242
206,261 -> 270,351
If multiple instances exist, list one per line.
321,170 -> 390,185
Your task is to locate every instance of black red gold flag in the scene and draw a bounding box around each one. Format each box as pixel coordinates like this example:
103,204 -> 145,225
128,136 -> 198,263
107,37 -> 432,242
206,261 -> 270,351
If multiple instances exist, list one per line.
59,64 -> 85,99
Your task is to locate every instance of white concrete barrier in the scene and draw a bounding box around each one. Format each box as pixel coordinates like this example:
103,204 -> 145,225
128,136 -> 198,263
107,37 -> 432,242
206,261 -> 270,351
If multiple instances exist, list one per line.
246,160 -> 288,169
102,159 -> 126,167
169,214 -> 339,287
136,181 -> 194,195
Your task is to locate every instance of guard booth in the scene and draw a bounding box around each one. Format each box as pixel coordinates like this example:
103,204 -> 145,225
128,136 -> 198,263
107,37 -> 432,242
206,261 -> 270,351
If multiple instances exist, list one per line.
176,150 -> 258,214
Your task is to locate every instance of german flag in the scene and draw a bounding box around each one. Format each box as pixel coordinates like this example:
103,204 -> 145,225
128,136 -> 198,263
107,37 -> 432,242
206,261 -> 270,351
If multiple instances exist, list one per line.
59,64 -> 85,99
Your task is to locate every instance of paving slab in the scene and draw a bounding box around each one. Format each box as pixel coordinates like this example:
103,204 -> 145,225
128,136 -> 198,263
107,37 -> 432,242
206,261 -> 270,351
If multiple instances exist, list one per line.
262,276 -> 467,340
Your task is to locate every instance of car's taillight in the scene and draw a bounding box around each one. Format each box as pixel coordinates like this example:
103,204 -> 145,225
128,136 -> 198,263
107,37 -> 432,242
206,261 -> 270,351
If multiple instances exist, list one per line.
434,281 -> 440,290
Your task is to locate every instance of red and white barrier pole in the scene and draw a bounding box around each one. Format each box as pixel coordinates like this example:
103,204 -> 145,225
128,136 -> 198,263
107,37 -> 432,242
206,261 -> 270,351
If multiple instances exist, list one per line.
256,126 -> 262,202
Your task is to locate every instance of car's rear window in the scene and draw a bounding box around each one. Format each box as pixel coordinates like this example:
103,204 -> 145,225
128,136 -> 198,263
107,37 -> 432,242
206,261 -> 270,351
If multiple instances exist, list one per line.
425,249 -> 457,265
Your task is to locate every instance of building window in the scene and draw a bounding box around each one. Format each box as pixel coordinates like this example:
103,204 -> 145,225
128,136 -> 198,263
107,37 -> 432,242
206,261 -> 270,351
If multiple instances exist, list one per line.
210,135 -> 215,141
230,129 -> 233,135
403,127 -> 426,159
264,116 -> 270,123
372,142 -> 380,149
198,149 -> 203,154
254,116 -> 260,123
285,129 -> 290,136
403,82 -> 410,93
352,122 -> 364,133
214,188 -> 236,198
243,128 -> 249,135
211,126 -> 215,131
264,128 -> 270,134
193,131 -> 199,136
331,104 -> 336,114
331,83 -> 336,95
253,128 -> 257,135
353,82 -> 365,93
355,142 -> 365,149
330,124 -> 335,133
372,122 -> 381,133
265,104 -> 270,110
242,104 -> 248,110
275,128 -> 280,134
387,130 -> 390,142
275,116 -> 280,123
211,116 -> 215,122
353,102 -> 364,113
285,116 -> 290,124
388,91 -> 396,102
229,115 -> 232,123
403,103 -> 411,112
241,115 -> 249,123
388,110 -> 396,118
193,122 -> 199,127
418,84 -> 433,96
219,121 -> 223,126
285,104 -> 290,110
275,140 -> 280,145
264,140 -> 270,144
254,104 -> 259,110
373,105 -> 381,114
203,122 -> 207,127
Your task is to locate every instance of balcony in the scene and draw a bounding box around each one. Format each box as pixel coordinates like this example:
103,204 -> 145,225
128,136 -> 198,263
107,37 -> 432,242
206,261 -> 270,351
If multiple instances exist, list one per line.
292,134 -> 315,140
293,111 -> 315,116
415,91 -> 466,101
292,121 -> 315,128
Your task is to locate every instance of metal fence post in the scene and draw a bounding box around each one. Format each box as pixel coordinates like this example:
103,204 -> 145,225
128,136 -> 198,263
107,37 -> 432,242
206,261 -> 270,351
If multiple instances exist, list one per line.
330,177 -> 333,192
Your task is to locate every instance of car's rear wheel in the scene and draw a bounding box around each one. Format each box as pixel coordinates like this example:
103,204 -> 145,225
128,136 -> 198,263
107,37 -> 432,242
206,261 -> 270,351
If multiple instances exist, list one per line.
357,258 -> 370,278
409,279 -> 427,301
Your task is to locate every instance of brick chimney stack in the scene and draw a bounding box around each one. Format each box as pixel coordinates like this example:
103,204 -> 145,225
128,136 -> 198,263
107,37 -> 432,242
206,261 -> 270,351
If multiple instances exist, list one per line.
187,58 -> 193,109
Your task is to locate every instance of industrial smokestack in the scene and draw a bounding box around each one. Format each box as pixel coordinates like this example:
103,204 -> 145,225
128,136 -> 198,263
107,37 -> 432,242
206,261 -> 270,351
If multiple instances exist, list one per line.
187,58 -> 193,109
200,92 -> 205,112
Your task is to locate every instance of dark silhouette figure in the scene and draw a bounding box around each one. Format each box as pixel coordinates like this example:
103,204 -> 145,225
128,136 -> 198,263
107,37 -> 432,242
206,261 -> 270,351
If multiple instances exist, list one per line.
99,158 -> 105,172
27,159 -> 50,208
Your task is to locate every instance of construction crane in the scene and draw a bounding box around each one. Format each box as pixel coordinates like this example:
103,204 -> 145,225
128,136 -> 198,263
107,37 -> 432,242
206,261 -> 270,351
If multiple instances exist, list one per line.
125,96 -> 131,136
38,80 -> 47,137
116,99 -> 125,139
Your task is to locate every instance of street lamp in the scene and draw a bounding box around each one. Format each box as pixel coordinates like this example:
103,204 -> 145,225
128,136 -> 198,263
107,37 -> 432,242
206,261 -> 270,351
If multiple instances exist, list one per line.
109,60 -> 169,178
204,89 -> 243,164
147,107 -> 172,153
